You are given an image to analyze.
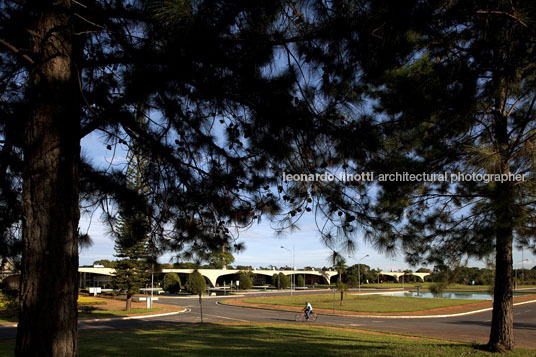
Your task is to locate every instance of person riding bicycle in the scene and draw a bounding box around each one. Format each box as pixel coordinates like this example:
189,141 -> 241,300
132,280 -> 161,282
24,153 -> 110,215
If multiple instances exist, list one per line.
304,301 -> 313,320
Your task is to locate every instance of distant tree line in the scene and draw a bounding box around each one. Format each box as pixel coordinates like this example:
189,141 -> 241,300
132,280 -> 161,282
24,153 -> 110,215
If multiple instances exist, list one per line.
429,265 -> 536,286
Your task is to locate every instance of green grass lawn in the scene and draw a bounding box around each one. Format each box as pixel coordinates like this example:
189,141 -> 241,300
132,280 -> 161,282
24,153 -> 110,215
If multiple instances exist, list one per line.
0,323 -> 534,356
236,294 -> 486,313
516,285 -> 536,289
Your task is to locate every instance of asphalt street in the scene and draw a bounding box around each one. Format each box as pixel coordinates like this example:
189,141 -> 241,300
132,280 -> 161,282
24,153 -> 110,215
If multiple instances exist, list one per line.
0,290 -> 535,348
155,293 -> 536,348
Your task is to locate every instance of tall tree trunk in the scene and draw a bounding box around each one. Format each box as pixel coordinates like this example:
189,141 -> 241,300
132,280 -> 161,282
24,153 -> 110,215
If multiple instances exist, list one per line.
488,181 -> 514,352
16,1 -> 80,356
488,101 -> 514,352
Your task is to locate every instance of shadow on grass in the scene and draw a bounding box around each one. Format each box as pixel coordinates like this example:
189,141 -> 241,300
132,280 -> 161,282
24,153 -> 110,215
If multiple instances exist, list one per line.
0,323 -> 533,356
73,323 -> 533,357
78,324 -> 389,356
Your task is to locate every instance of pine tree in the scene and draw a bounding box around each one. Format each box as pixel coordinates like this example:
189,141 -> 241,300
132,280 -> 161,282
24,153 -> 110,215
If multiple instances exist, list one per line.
111,107 -> 152,312
286,1 -> 536,351
2,2 -> 319,353
111,215 -> 151,311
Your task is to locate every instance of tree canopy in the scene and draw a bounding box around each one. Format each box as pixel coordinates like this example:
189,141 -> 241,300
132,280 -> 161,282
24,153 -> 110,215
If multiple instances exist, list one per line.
269,0 -> 536,351
0,1 -> 322,354
1,0 -> 535,354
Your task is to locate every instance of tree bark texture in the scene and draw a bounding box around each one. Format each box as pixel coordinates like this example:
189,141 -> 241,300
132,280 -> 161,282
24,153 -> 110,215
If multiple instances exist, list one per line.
488,185 -> 515,352
126,293 -> 132,312
488,107 -> 515,352
16,1 -> 80,356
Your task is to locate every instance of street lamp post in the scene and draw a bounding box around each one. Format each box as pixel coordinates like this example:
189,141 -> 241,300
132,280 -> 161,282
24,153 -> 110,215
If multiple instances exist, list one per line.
357,254 -> 369,293
281,246 -> 293,295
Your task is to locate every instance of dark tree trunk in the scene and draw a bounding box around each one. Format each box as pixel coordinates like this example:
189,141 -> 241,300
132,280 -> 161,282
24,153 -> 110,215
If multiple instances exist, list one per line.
126,292 -> 133,312
488,181 -> 515,352
16,1 -> 80,356
487,103 -> 515,352
488,229 -> 514,352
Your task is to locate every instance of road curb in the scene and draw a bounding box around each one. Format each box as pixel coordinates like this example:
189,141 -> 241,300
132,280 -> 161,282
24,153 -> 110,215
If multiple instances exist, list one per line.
0,308 -> 189,328
219,299 -> 536,319
79,307 -> 188,324
0,308 -> 193,328
159,295 -> 244,299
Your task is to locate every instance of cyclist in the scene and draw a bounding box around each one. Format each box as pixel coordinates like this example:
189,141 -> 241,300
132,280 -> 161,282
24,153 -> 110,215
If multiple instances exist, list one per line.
304,301 -> 313,320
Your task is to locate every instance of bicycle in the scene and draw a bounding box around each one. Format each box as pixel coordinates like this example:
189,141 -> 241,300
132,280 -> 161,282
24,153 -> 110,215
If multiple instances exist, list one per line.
295,311 -> 317,322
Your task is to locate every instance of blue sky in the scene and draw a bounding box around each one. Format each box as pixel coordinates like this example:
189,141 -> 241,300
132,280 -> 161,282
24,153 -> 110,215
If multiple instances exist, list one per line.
79,210 -> 536,271
78,209 -> 423,270
79,133 -> 536,271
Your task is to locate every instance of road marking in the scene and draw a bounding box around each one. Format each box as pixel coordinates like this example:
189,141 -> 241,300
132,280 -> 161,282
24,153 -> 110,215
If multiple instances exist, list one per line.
348,324 -> 362,327
372,320 -> 384,323
123,311 -> 183,320
204,314 -> 249,322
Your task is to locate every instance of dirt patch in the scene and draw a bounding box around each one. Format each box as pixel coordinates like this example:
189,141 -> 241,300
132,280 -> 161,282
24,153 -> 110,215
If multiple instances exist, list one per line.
223,294 -> 536,316
78,295 -> 184,318
0,295 -> 184,326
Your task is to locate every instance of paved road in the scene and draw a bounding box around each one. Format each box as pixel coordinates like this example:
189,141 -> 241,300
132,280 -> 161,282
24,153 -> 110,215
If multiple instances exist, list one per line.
155,293 -> 536,348
1,290 -> 535,348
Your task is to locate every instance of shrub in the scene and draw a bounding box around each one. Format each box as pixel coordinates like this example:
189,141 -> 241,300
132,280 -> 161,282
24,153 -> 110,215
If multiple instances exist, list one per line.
296,275 -> 305,287
429,281 -> 449,296
272,274 -> 278,287
238,271 -> 252,290
272,273 -> 290,289
163,272 -> 181,293
77,296 -> 107,306
0,294 -> 17,310
185,271 -> 206,295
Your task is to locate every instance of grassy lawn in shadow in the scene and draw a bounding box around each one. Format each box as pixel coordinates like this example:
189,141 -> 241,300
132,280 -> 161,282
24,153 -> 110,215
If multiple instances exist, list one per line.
0,323 -> 534,356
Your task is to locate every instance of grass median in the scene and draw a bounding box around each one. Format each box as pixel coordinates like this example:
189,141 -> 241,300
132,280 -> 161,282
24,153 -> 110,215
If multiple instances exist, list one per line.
226,293 -> 489,314
0,323 -> 535,356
